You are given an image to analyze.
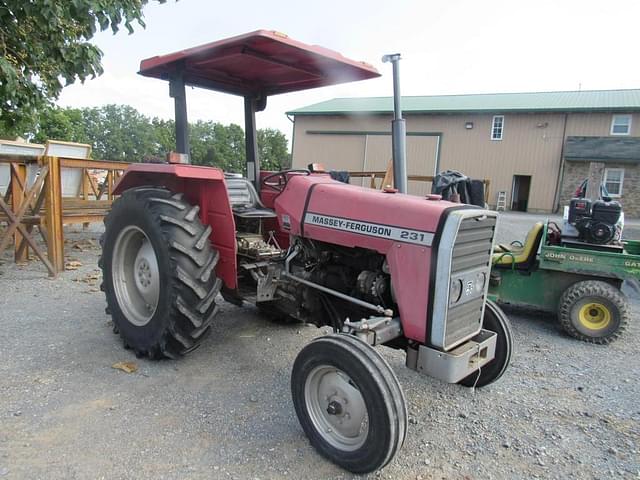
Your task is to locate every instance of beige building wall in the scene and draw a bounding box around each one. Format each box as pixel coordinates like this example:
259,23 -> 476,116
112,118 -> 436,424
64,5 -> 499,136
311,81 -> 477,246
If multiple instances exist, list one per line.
292,112 -> 637,212
292,115 -> 440,196
565,112 -> 640,137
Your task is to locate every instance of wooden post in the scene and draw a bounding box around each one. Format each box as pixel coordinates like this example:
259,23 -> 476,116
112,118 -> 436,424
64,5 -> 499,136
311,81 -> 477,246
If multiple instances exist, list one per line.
43,156 -> 64,275
107,170 -> 113,201
81,168 -> 89,200
82,169 -> 90,229
381,161 -> 394,190
0,164 -> 56,276
2,175 -> 11,205
369,174 -> 377,189
10,163 -> 28,262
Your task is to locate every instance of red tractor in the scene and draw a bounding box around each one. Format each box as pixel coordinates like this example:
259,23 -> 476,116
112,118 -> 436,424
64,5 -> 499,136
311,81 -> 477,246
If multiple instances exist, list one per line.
100,31 -> 513,473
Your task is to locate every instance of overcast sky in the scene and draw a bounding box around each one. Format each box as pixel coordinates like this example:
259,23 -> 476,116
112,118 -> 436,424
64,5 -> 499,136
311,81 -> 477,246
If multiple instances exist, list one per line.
58,0 -> 640,144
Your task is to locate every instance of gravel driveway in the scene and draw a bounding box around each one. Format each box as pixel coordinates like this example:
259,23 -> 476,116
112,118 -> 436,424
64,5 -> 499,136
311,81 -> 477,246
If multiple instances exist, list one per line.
0,212 -> 638,479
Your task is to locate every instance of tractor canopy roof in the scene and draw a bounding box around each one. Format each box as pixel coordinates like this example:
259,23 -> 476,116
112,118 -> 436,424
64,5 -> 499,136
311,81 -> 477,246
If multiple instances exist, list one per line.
139,30 -> 380,97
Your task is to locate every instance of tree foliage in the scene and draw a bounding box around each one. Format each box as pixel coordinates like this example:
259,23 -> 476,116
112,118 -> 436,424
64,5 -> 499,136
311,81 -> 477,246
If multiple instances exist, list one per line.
1,104 -> 291,172
258,128 -> 291,170
0,0 -> 161,132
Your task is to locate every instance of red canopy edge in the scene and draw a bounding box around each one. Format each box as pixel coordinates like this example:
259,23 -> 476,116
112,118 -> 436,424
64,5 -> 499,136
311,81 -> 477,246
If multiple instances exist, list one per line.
138,30 -> 380,97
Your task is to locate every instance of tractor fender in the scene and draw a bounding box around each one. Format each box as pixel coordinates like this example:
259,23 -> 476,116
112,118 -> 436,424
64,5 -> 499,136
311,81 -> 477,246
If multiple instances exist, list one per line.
114,163 -> 238,289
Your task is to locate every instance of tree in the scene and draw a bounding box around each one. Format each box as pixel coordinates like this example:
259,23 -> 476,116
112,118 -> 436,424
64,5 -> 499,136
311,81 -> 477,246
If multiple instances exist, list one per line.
212,123 -> 246,173
150,117 -> 175,157
0,0 -> 163,134
187,121 -> 246,172
258,128 -> 290,171
189,120 -> 218,167
0,103 -> 290,171
32,107 -> 89,145
83,104 -> 159,160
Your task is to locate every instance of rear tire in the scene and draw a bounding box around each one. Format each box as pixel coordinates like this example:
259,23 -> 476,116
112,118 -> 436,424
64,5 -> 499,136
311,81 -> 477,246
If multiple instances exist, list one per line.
558,280 -> 628,344
291,334 -> 407,473
99,187 -> 221,359
458,300 -> 513,388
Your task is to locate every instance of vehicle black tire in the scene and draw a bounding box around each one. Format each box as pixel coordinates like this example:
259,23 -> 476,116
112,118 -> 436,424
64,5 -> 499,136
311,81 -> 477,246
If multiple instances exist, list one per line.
558,280 -> 629,344
291,334 -> 407,473
99,187 -> 221,359
458,300 -> 513,388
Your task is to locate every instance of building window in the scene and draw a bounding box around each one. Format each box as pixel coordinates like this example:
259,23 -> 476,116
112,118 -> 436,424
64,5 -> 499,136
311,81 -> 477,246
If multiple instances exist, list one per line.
491,115 -> 504,140
610,115 -> 632,135
604,168 -> 624,197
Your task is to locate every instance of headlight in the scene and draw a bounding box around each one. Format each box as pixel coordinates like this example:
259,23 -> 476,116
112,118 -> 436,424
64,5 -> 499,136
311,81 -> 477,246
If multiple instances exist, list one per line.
450,279 -> 463,303
475,272 -> 486,293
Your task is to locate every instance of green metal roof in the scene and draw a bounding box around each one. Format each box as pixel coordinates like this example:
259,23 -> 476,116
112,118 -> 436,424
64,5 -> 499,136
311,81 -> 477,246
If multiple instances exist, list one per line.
288,89 -> 640,116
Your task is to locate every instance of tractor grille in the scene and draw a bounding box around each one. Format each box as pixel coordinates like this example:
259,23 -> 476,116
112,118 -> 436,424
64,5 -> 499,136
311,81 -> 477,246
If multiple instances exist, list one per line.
430,210 -> 498,351
451,216 -> 496,273
444,215 -> 496,349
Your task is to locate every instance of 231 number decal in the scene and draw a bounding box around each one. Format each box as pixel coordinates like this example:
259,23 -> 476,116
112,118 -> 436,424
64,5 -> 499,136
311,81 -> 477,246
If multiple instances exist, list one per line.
400,231 -> 427,242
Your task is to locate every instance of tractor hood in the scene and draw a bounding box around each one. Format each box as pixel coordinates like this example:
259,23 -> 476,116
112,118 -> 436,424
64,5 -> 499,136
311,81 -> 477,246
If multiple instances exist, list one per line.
274,174 -> 466,251
274,174 -> 485,344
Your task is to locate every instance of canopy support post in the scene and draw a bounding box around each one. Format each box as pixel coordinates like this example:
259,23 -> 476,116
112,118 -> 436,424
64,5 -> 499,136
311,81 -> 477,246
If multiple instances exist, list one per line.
244,95 -> 266,192
169,68 -> 190,159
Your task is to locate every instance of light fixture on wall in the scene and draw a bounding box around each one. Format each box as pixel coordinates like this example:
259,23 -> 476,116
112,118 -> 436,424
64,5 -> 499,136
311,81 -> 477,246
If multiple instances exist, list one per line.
465,122 -> 474,129
536,122 -> 549,128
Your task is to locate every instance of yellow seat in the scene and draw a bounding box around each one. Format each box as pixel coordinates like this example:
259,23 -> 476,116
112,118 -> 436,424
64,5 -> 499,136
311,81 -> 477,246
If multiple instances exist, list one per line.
493,222 -> 544,266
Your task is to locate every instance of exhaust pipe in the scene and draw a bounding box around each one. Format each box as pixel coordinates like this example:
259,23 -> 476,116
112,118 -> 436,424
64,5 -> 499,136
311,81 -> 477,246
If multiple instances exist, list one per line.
382,53 -> 407,194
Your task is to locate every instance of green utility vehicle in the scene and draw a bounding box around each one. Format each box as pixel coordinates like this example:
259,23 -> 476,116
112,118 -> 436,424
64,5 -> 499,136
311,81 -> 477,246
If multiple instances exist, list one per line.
489,221 -> 639,344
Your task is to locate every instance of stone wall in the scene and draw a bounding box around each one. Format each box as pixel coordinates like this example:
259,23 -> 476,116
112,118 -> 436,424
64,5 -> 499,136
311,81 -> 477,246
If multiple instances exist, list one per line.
619,163 -> 640,217
559,160 -> 640,217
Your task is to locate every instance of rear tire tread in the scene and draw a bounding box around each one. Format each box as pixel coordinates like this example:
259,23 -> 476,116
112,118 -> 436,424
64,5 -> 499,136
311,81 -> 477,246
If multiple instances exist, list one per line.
159,214 -> 198,235
195,225 -> 213,250
197,279 -> 221,313
199,250 -> 220,282
100,186 -> 221,359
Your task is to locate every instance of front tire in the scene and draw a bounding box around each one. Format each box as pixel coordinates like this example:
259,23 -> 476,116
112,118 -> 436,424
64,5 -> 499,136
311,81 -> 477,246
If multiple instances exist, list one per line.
100,187 -> 222,359
459,300 -> 513,388
291,334 -> 407,473
558,280 -> 629,344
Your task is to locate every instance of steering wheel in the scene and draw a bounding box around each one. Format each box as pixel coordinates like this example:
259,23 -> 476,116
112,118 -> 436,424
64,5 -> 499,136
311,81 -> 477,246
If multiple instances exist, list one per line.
261,169 -> 310,192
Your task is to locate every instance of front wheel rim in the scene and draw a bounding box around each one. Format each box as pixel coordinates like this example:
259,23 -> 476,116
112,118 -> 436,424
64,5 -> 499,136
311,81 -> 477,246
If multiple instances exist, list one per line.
112,226 -> 160,327
304,365 -> 369,451
578,302 -> 611,330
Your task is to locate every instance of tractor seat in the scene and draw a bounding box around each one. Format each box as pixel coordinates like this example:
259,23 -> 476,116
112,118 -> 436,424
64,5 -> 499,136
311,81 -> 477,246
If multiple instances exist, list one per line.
225,176 -> 277,219
492,222 -> 544,268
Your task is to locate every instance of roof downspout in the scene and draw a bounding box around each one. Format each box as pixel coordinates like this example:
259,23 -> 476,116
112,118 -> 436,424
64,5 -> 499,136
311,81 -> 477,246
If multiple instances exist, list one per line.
362,134 -> 369,187
288,114 -> 296,169
552,113 -> 569,213
434,134 -> 442,176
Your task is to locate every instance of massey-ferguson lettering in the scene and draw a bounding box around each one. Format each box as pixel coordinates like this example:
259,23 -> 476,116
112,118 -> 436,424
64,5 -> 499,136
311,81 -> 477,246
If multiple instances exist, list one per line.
304,212 -> 434,246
